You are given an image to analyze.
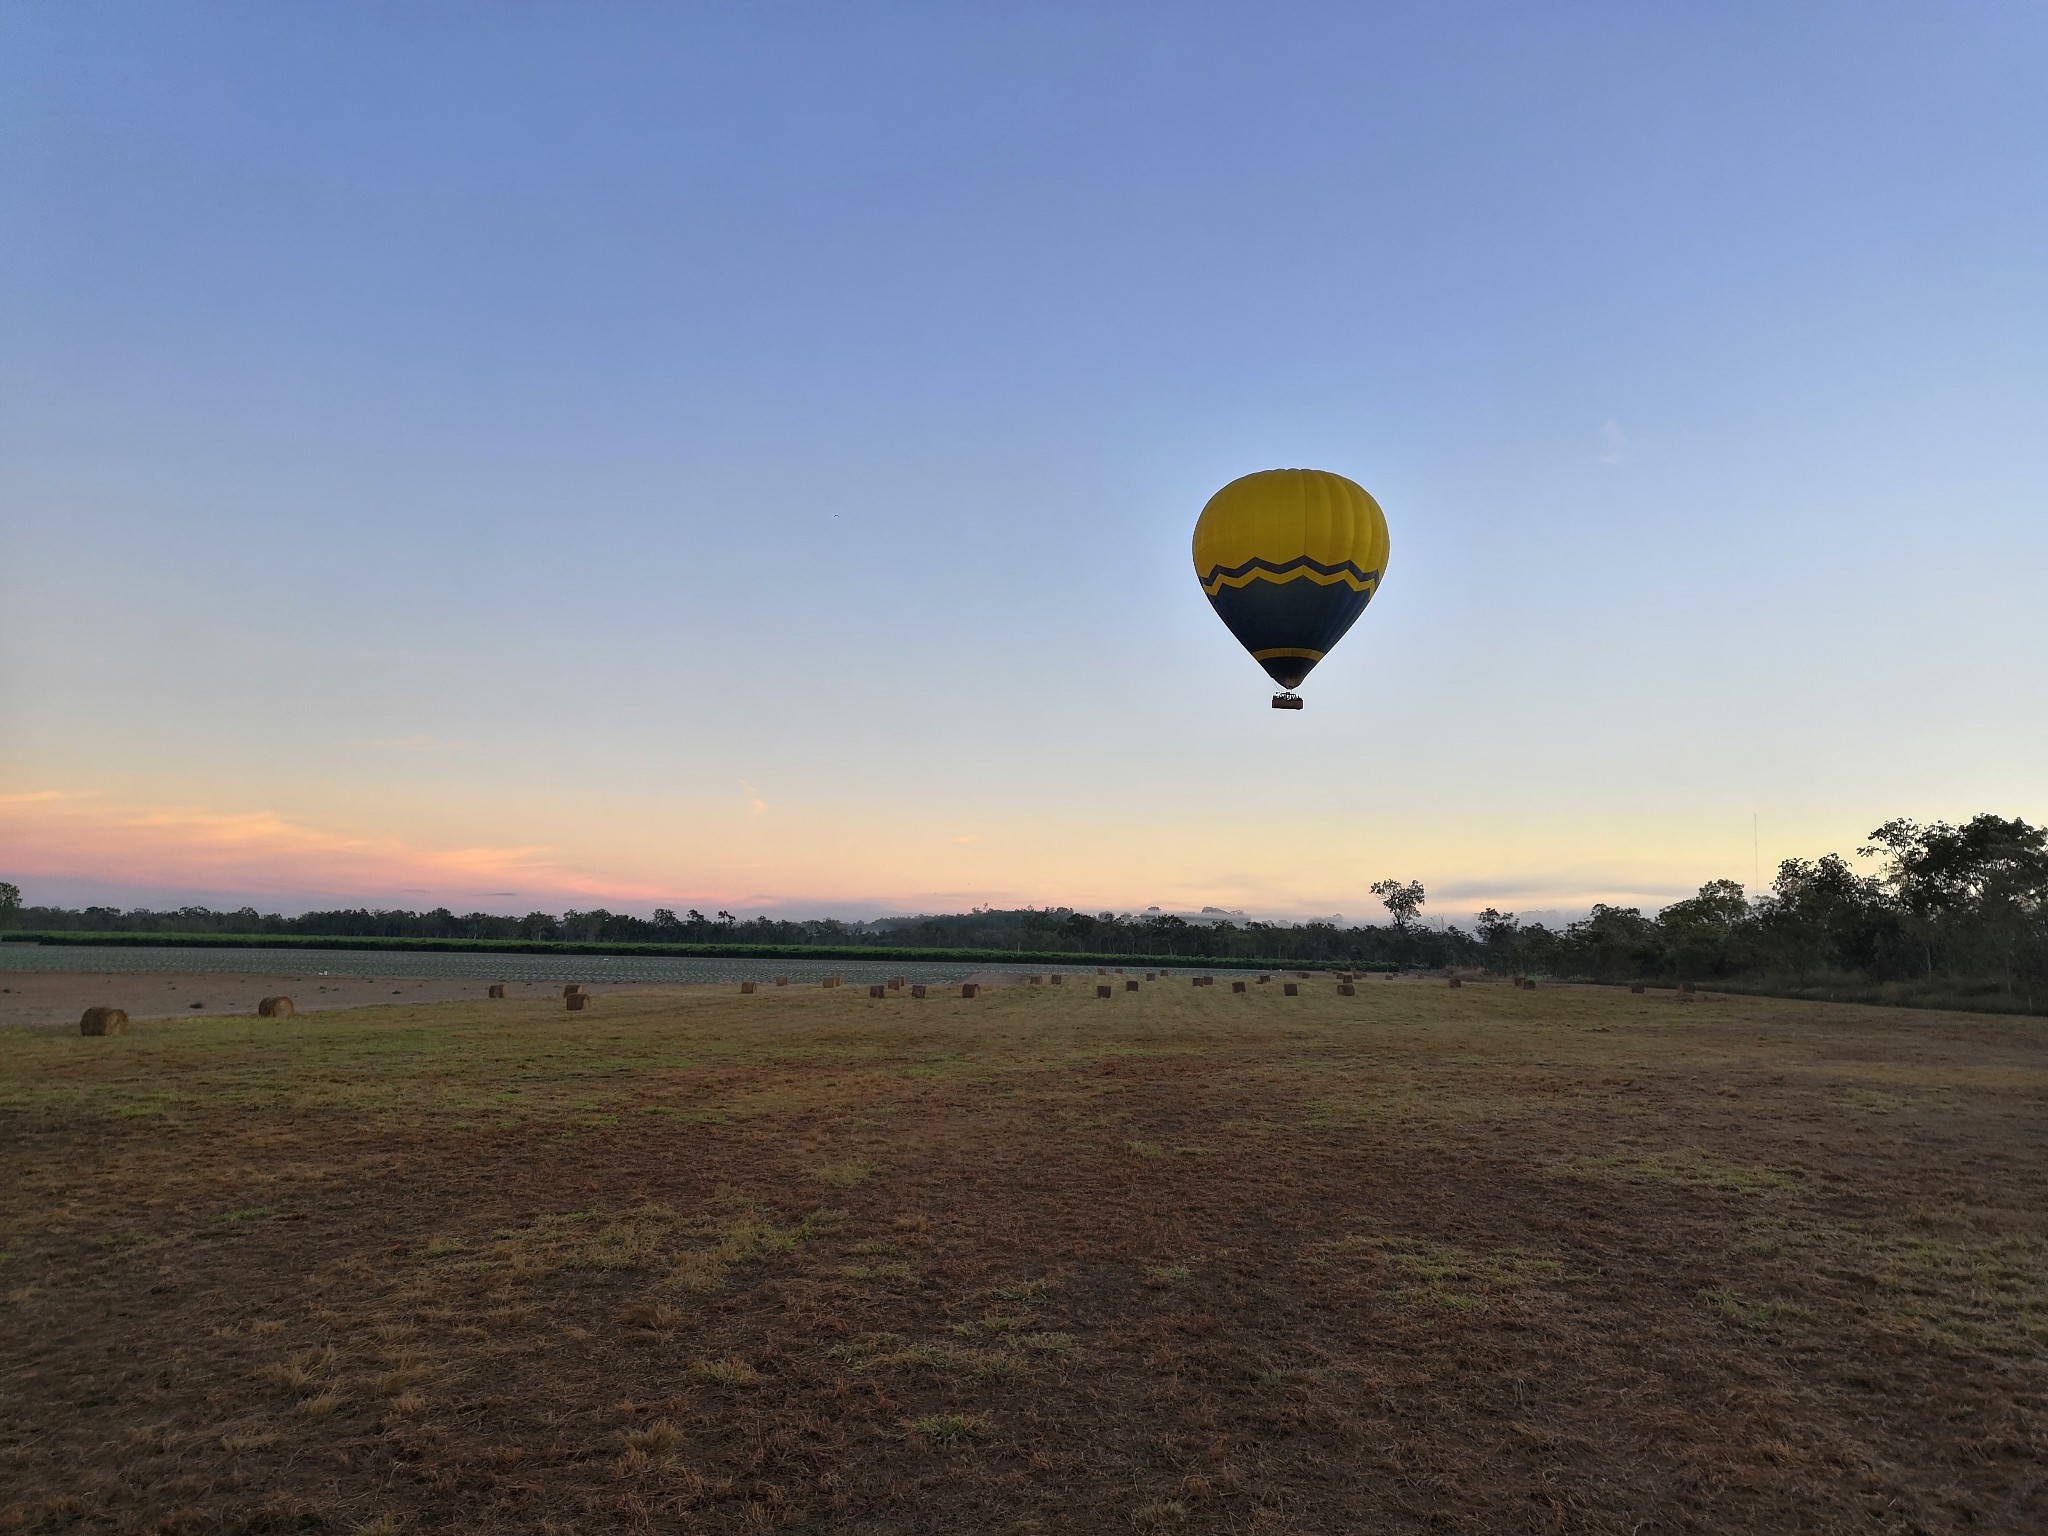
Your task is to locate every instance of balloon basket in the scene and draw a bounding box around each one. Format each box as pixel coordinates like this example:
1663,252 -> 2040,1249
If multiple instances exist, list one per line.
1271,692 -> 1304,710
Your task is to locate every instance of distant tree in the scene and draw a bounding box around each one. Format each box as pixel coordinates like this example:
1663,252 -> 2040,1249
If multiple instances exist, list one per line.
1145,913 -> 1189,955
1473,907 -> 1519,971
1560,905 -> 1661,980
1370,879 -> 1426,931
1751,855 -> 1888,977
1864,815 -> 2048,990
1658,879 -> 1750,979
0,880 -> 19,928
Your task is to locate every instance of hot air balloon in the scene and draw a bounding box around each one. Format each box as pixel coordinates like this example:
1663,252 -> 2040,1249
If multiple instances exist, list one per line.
1192,468 -> 1389,708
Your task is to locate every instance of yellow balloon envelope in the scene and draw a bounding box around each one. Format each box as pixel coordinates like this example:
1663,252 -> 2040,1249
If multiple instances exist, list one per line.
1192,468 -> 1390,692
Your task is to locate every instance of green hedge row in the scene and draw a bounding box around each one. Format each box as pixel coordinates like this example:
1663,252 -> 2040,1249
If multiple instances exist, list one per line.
0,930 -> 1399,973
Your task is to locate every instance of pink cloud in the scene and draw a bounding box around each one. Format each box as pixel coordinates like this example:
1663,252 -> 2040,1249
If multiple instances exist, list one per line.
0,789 -> 679,909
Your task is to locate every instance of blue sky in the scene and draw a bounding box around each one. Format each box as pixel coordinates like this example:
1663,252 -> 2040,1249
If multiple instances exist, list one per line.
3,2 -> 2044,921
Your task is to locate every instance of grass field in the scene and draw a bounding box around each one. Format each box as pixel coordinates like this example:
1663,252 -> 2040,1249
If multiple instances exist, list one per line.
3,978 -> 2044,1533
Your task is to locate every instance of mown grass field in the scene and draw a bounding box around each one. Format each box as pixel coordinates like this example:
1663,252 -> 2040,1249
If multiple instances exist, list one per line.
3,978 -> 2044,1534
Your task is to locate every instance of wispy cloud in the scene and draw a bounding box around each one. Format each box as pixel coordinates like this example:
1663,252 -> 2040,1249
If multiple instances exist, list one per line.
949,834 -> 982,844
1598,419 -> 1633,465
0,789 -> 681,907
739,779 -> 766,816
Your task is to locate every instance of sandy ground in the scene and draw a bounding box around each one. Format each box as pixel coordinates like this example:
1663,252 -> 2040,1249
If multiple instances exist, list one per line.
0,972 -> 659,1032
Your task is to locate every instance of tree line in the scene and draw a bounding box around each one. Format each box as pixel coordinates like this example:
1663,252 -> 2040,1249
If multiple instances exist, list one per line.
2,813 -> 2041,1011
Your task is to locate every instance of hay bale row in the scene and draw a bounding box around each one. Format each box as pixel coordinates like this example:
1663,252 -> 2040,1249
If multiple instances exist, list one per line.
79,1006 -> 129,1037
257,995 -> 295,1019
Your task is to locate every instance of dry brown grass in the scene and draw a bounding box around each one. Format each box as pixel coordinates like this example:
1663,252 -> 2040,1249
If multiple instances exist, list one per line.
2,979 -> 2044,1532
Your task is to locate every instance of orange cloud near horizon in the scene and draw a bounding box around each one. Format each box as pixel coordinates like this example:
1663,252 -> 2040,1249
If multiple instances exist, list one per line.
0,790 -> 681,910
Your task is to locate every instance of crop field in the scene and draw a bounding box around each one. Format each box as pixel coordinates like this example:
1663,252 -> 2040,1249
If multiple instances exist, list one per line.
2,977 -> 2044,1534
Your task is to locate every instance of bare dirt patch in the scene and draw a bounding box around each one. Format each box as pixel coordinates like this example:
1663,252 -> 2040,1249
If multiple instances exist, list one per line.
2,980 -> 2043,1532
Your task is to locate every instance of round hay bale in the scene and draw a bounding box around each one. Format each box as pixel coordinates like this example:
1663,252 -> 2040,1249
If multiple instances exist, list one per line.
1050,974 -> 1064,985
566,992 -> 590,1011
488,984 -> 508,999
1096,984 -> 1112,999
1124,979 -> 1138,992
1231,980 -> 1246,993
1283,983 -> 1300,997
774,976 -> 789,986
740,981 -> 757,994
890,976 -> 907,989
563,983 -> 586,1000
1629,982 -> 1645,994
79,1006 -> 129,1037
961,983 -> 979,999
911,984 -> 928,999
1338,983 -> 1356,996
257,996 -> 296,1019
868,984 -> 886,999
1448,978 -> 1462,989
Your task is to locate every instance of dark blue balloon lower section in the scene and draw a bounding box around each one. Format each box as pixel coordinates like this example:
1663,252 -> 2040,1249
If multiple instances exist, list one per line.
1202,574 -> 1376,689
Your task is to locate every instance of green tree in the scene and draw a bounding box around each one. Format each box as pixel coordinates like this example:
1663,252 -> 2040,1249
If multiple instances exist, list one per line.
1370,879 -> 1425,931
1473,908 -> 1520,971
1864,815 -> 2048,991
1657,879 -> 1748,979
